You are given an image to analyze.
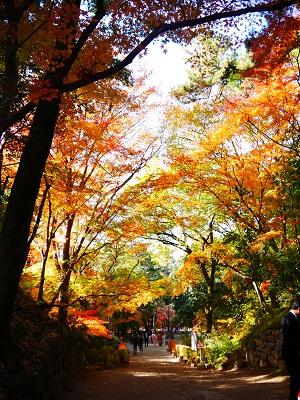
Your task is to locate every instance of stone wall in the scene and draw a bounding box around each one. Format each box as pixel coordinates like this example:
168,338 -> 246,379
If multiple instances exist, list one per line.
247,328 -> 285,369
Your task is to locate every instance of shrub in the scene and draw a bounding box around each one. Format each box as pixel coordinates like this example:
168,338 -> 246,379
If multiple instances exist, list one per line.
86,345 -> 118,368
86,344 -> 129,368
168,339 -> 177,354
204,332 -> 241,369
118,348 -> 129,365
180,330 -> 191,347
89,335 -> 120,349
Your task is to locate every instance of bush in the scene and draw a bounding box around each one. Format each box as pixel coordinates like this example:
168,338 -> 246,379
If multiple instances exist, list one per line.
89,335 -> 120,349
118,348 -> 129,365
168,339 -> 177,354
86,345 -> 117,368
168,340 -> 190,359
180,330 -> 191,347
178,345 -> 191,359
204,332 -> 241,369
86,344 -> 129,368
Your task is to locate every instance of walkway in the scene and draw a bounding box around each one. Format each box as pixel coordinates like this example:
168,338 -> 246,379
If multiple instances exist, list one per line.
59,338 -> 289,400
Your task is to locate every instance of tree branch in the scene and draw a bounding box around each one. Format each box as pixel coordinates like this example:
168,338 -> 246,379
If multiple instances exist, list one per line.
61,0 -> 298,92
1,0 -> 297,133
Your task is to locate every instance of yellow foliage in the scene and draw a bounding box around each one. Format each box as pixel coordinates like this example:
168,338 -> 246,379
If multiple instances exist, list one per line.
216,318 -> 236,335
222,268 -> 234,287
176,251 -> 207,285
249,230 -> 282,253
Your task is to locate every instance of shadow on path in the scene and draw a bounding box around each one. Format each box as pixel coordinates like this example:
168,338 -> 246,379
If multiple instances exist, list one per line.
59,339 -> 289,400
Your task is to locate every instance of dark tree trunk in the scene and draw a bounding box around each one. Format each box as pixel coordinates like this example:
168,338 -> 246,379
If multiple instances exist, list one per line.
57,213 -> 75,325
0,99 -> 60,365
57,268 -> 72,325
205,308 -> 213,334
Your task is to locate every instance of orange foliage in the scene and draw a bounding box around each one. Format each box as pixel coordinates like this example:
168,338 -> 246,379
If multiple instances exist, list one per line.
28,80 -> 60,104
72,310 -> 112,338
244,14 -> 300,79
261,280 -> 271,296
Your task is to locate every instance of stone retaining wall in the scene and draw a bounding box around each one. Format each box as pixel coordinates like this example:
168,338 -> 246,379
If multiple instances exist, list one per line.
247,328 -> 285,369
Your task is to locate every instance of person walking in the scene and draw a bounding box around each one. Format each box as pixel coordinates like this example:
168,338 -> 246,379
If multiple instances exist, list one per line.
138,334 -> 144,353
281,299 -> 300,400
131,332 -> 138,356
144,331 -> 149,347
152,331 -> 157,346
157,332 -> 162,346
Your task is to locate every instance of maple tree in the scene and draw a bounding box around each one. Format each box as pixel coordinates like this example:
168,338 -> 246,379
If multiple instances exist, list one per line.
121,164 -> 225,332
25,79 -> 162,324
0,0 -> 298,364
71,309 -> 112,337
144,11 -> 300,332
95,46 -> 300,330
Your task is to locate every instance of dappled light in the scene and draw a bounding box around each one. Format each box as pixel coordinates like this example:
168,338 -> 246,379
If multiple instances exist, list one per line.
59,340 -> 289,400
0,1 -> 299,398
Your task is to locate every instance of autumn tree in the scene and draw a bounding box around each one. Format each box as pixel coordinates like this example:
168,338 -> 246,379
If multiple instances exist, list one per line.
121,166 -> 227,332
156,10 -> 300,329
161,98 -> 297,312
111,44 -> 300,328
0,0 -> 298,364
29,83 -> 162,324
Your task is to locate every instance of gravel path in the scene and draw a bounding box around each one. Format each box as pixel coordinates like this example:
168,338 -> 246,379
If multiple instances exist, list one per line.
59,339 -> 290,400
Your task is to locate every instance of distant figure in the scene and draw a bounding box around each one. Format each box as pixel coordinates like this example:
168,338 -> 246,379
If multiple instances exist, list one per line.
138,334 -> 144,353
191,330 -> 197,351
152,332 -> 157,346
157,332 -> 162,346
162,332 -> 166,345
131,333 -> 138,355
281,300 -> 300,400
144,332 -> 149,347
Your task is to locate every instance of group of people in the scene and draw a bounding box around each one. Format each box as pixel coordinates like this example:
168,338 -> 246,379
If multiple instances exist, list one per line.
150,330 -> 166,347
130,332 -> 145,355
130,330 -> 166,355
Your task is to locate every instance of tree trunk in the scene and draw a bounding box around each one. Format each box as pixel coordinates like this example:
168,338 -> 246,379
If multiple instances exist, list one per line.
198,257 -> 216,333
56,213 -> 75,325
0,98 -> 60,365
37,249 -> 49,303
252,280 -> 272,314
57,268 -> 72,325
204,308 -> 214,333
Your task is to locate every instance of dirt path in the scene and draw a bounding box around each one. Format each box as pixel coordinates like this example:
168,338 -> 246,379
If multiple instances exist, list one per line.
59,339 -> 290,400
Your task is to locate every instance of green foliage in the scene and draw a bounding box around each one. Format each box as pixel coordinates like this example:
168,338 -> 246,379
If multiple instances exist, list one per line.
118,348 -> 130,365
86,334 -> 129,367
172,34 -> 253,103
180,330 -> 192,347
173,279 -> 234,330
89,334 -> 120,349
173,286 -> 205,328
139,253 -> 166,281
86,345 -> 129,368
86,346 -> 115,367
203,332 -> 241,369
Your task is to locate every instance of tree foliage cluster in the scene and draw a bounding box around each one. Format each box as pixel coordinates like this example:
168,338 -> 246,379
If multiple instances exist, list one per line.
146,7 -> 300,333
